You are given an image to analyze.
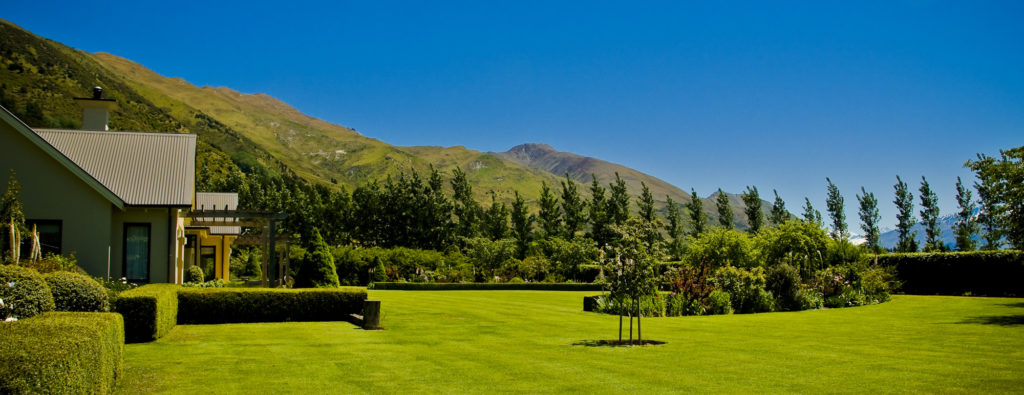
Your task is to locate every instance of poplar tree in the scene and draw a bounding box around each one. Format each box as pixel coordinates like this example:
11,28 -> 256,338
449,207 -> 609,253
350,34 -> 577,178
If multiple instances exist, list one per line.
894,176 -> 919,252
608,173 -> 630,226
560,173 -> 586,238
856,187 -> 881,252
953,176 -> 979,251
918,176 -> 943,251
715,189 -> 734,229
636,182 -> 662,245
510,191 -> 534,258
589,175 -> 612,248
825,178 -> 847,240
537,181 -> 561,238
741,185 -> 763,233
975,179 -> 1001,250
802,198 -> 822,226
664,195 -> 684,259
686,188 -> 707,236
769,189 -> 788,226
967,146 -> 1023,249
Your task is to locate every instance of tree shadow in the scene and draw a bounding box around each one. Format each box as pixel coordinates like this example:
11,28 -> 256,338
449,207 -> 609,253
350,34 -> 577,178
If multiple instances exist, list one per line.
960,315 -> 1024,326
572,339 -> 666,347
1001,302 -> 1024,309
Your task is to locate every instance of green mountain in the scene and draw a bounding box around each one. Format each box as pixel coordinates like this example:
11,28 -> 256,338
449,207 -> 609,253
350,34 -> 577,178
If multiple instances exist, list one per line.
0,18 -> 767,228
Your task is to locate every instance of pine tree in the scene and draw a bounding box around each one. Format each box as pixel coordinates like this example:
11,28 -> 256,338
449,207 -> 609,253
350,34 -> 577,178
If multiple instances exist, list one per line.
484,192 -> 509,241
741,185 -> 763,233
686,188 -> 707,236
537,181 -> 561,238
802,197 -> 822,226
589,175 -> 612,248
451,167 -> 481,238
894,175 -> 919,252
967,146 -> 1023,249
636,182 -> 662,245
715,189 -> 733,229
510,191 -> 533,258
918,176 -> 943,251
769,189 -> 788,226
560,173 -> 586,238
608,173 -> 630,226
298,229 -> 340,288
856,187 -> 881,252
953,176 -> 979,251
825,178 -> 847,240
664,195 -> 684,259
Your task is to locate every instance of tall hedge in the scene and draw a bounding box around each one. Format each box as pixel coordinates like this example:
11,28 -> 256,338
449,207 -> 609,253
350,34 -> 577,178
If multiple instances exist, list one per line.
111,284 -> 179,343
371,282 -> 603,291
0,312 -> 124,394
876,251 -> 1024,296
176,287 -> 366,324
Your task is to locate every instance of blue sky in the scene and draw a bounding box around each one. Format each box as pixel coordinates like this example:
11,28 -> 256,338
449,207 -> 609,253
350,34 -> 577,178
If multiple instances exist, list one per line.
6,1 -> 1022,230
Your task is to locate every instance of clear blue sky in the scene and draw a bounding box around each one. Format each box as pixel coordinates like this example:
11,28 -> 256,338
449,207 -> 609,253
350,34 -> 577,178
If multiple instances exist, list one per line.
6,1 -> 1022,230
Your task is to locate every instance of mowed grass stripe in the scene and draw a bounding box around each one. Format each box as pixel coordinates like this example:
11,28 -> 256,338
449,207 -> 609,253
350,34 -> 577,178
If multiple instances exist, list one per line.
117,292 -> 1024,394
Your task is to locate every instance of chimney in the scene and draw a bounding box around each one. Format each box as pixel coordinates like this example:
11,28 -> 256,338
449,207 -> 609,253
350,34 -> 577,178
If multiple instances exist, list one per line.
73,86 -> 117,131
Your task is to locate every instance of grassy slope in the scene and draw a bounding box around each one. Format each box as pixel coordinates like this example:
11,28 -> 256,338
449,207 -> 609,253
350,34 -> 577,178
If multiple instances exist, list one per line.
119,293 -> 1024,393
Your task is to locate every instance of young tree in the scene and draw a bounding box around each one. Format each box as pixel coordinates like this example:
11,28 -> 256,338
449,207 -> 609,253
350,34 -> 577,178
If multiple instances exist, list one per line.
856,187 -> 881,252
484,192 -> 509,241
715,189 -> 734,229
588,175 -> 613,248
537,181 -> 561,238
802,197 -> 822,226
510,191 -> 534,259
894,176 -> 919,252
825,178 -> 847,240
918,176 -> 943,251
608,173 -> 630,226
769,189 -> 788,227
741,185 -> 764,234
967,146 -> 1024,249
686,189 -> 707,236
603,218 -> 660,344
451,168 -> 481,238
560,173 -> 586,238
953,176 -> 979,251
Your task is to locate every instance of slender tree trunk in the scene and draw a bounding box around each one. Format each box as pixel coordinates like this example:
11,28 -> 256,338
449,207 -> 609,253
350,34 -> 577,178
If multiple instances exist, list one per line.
628,307 -> 633,345
618,311 -> 622,342
637,297 -> 642,343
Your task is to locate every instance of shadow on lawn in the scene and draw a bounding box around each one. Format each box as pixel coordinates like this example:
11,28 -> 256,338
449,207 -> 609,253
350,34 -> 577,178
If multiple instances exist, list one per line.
572,339 -> 666,347
1001,302 -> 1024,309
959,315 -> 1024,326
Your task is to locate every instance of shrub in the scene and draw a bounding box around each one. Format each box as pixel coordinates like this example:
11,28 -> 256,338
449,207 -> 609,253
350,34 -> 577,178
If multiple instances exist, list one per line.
185,265 -> 205,283
753,220 -> 829,274
44,271 -> 109,312
797,288 -> 824,310
296,230 -> 340,288
876,251 -> 1024,296
371,282 -> 602,291
711,266 -> 773,314
684,228 -> 755,269
176,287 -> 366,324
707,290 -> 733,315
592,293 -> 665,317
19,252 -> 88,274
0,264 -> 54,319
111,284 -> 179,343
0,312 -> 124,394
766,264 -> 802,311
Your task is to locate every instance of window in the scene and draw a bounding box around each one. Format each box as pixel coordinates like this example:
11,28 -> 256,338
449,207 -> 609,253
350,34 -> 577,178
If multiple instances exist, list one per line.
21,219 -> 62,258
124,223 -> 150,282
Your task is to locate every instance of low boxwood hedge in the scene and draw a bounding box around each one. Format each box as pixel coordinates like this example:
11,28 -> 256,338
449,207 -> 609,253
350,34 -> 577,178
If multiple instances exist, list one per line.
371,282 -> 603,291
111,284 -> 179,343
876,251 -> 1024,296
0,312 -> 124,394
176,287 -> 367,324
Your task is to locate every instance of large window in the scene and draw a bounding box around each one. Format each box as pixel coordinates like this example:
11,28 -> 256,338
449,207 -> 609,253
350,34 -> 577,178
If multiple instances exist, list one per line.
124,223 -> 150,282
21,219 -> 62,258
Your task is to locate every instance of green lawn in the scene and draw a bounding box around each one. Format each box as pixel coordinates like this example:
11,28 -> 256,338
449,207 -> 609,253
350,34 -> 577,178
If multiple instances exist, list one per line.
118,292 -> 1024,393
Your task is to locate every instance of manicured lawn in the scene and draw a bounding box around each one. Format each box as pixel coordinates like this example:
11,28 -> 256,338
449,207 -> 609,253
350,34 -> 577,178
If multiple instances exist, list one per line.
118,292 -> 1024,393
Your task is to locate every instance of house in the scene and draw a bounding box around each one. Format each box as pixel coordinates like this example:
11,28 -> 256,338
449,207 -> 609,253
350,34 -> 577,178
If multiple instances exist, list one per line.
0,87 -> 237,283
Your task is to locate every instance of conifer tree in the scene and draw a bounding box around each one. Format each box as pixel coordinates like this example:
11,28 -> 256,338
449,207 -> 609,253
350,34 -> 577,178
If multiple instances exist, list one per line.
608,173 -> 630,226
664,195 -> 684,259
510,191 -> 533,258
560,173 -> 586,238
802,197 -> 822,226
484,192 -> 509,241
589,175 -> 613,248
686,188 -> 707,236
537,181 -> 561,238
954,176 -> 979,251
918,176 -> 943,251
451,168 -> 481,238
825,178 -> 847,240
894,176 -> 919,252
967,146 -> 1023,249
856,187 -> 881,252
769,189 -> 788,226
715,189 -> 734,229
297,228 -> 340,288
636,182 -> 662,245
741,185 -> 763,233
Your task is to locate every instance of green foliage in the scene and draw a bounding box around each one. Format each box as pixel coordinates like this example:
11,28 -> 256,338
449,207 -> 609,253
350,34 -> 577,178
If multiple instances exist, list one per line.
483,192 -> 510,241
684,227 -> 754,269
663,195 -> 685,260
451,167 -> 482,239
296,229 -> 340,288
176,287 -> 366,324
0,312 -> 124,394
588,174 -> 612,248
825,178 -> 847,240
769,189 -> 789,226
371,282 -> 601,290
766,264 -> 802,311
856,186 -> 882,252
894,175 -> 919,252
541,237 -> 600,281
741,185 -> 764,233
966,145 -> 1024,249
707,289 -> 733,315
603,218 -> 662,340
560,173 -> 586,238
510,191 -> 534,259
111,284 -> 180,343
537,181 -> 561,237
953,176 -> 979,251
876,251 -> 1024,296
1,170 -> 25,262
20,252 -> 87,274
710,266 -> 774,314
801,197 -> 823,226
918,176 -> 943,251
754,220 -> 829,275
43,271 -> 109,312
715,189 -> 734,229
185,265 -> 205,283
686,188 -> 707,236
0,264 -> 54,319
463,237 -> 518,280
608,173 -> 630,227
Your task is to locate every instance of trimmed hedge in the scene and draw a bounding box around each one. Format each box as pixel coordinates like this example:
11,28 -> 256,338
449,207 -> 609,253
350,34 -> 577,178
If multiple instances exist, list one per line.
371,282 -> 603,291
876,251 -> 1024,296
44,271 -> 110,312
0,312 -> 124,394
0,265 -> 54,319
176,287 -> 367,324
111,284 -> 180,343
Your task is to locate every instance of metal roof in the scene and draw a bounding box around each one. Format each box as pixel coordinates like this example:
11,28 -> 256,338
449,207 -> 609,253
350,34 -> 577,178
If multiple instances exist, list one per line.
34,128 -> 196,207
195,192 -> 241,235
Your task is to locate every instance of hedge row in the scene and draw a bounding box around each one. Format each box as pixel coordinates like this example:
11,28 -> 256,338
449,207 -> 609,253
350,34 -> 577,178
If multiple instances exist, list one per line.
0,312 -> 124,394
177,287 -> 367,324
112,284 -> 180,343
371,282 -> 603,291
877,251 -> 1024,296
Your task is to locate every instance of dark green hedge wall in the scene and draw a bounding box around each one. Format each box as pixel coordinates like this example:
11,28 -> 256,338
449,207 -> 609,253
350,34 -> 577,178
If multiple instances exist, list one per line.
371,282 -> 603,291
176,287 -> 367,324
877,251 -> 1024,296
111,284 -> 180,343
0,312 -> 124,394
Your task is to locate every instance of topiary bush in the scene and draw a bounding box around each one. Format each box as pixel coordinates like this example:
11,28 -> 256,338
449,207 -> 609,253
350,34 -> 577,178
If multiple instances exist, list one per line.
44,271 -> 109,312
296,229 -> 340,288
0,312 -> 124,394
176,287 -> 367,324
111,284 -> 179,343
185,265 -> 205,283
0,264 -> 54,320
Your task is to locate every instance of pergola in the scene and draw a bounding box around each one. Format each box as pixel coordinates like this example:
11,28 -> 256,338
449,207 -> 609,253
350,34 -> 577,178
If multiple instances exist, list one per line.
185,209 -> 290,287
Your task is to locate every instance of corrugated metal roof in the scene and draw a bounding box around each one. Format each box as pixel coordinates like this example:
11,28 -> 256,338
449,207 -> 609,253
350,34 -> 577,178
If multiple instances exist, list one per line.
196,192 -> 241,235
34,129 -> 196,206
